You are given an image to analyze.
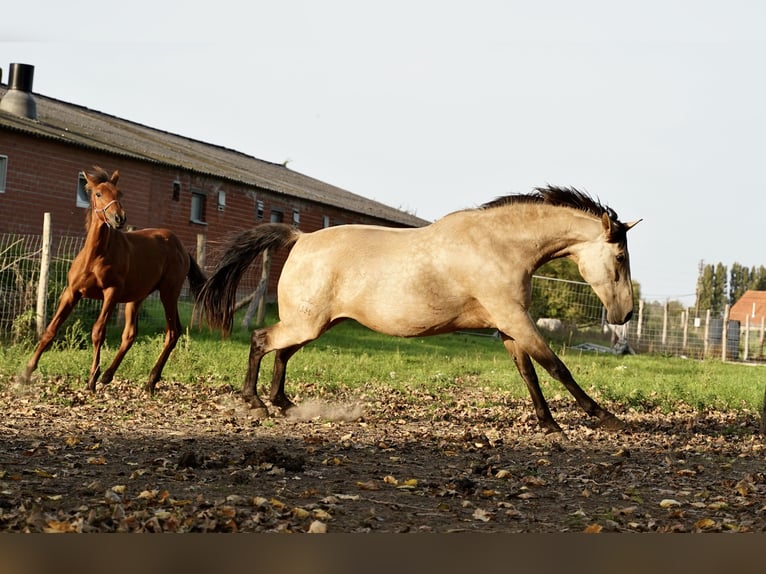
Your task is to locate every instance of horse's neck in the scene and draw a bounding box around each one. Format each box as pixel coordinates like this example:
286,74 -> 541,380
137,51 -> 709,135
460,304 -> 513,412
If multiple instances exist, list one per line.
83,214 -> 116,256
484,207 -> 600,267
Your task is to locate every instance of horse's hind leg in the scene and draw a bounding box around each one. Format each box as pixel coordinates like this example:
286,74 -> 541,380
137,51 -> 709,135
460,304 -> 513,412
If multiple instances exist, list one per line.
144,297 -> 183,394
268,345 -> 302,413
242,328 -> 272,416
502,336 -> 562,433
101,301 -> 141,386
87,290 -> 119,392
23,288 -> 81,381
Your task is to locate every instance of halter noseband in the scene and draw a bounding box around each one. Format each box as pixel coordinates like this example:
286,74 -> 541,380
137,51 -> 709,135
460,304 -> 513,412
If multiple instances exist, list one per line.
93,197 -> 123,228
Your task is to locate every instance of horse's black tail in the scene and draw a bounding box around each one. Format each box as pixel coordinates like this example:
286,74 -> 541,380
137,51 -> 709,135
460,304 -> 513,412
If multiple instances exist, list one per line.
197,223 -> 299,336
186,253 -> 207,300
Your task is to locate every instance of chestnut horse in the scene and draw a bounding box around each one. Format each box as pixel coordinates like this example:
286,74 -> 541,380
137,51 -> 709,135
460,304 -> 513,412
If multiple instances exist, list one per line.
198,186 -> 640,432
23,167 -> 205,394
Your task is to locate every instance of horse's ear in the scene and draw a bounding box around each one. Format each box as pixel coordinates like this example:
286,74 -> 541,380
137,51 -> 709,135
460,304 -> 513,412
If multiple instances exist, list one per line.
110,170 -> 120,185
624,219 -> 642,231
601,212 -> 617,239
82,170 -> 95,191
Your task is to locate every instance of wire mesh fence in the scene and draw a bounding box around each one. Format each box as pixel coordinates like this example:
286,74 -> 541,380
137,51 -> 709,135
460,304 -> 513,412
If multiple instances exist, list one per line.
1,229 -> 762,362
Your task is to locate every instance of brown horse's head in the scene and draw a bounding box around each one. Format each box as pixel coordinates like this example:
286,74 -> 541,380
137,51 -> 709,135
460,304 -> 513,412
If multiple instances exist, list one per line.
83,166 -> 126,230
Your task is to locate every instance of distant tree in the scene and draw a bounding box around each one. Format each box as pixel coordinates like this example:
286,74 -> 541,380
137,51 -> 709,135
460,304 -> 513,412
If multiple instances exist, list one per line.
729,262 -> 749,305
713,262 -> 728,314
536,258 -> 583,282
751,265 -> 766,290
695,261 -> 728,316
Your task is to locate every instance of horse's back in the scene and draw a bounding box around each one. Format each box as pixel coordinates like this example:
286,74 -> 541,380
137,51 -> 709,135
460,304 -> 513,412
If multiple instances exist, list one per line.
278,222 -> 495,336
120,228 -> 189,298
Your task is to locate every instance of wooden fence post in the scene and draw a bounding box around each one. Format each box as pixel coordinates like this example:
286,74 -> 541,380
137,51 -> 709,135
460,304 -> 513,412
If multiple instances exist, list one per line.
255,248 -> 272,327
35,213 -> 52,337
636,299 -> 644,347
721,304 -> 730,361
703,309 -> 711,358
744,314 -> 750,362
192,233 -> 206,325
661,301 -> 669,351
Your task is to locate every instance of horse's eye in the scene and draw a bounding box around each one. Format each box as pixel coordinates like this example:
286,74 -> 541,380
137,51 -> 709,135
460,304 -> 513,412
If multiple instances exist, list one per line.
616,254 -> 625,264
96,192 -> 102,198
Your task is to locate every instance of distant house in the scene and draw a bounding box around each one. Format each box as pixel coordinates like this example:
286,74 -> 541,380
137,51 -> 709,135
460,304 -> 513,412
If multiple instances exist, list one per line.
729,290 -> 766,327
0,62 -> 429,296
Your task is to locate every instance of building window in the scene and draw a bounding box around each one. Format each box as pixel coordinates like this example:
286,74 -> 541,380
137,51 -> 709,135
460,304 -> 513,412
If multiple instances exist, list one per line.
292,209 -> 300,228
256,200 -> 264,221
217,190 -> 226,211
190,189 -> 207,224
322,215 -> 330,228
76,171 -> 89,207
270,210 -> 283,223
0,155 -> 7,193
172,180 -> 181,201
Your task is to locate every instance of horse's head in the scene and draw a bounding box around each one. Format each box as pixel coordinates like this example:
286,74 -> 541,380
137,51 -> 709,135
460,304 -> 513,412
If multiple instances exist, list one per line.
84,167 -> 127,230
572,213 -> 640,325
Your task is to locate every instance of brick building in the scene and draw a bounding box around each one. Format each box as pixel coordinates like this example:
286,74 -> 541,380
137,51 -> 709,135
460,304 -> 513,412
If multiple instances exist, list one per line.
0,63 -> 428,296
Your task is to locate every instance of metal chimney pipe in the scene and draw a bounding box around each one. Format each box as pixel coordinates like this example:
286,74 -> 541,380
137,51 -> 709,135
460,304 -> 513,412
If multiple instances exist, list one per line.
0,63 -> 38,120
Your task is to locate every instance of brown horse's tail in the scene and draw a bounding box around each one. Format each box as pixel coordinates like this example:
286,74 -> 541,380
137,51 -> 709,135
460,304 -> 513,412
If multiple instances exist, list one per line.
197,223 -> 300,336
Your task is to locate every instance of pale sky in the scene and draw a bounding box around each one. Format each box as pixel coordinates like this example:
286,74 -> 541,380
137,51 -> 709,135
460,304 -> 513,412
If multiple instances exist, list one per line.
4,0 -> 765,306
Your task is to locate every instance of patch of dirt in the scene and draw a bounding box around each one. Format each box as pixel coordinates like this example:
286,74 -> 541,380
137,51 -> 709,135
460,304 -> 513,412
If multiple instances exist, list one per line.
0,375 -> 764,533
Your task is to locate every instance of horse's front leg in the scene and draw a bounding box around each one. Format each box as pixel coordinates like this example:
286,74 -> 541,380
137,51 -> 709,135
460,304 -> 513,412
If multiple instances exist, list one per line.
501,336 -> 561,433
500,310 -> 622,430
87,291 -> 119,392
22,288 -> 81,382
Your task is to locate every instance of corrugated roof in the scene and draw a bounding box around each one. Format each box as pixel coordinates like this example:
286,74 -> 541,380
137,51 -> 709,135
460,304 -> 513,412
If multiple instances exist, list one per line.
0,84 -> 429,228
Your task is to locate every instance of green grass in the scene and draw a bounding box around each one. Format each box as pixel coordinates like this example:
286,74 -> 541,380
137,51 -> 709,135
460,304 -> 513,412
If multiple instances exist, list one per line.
1,303 -> 764,413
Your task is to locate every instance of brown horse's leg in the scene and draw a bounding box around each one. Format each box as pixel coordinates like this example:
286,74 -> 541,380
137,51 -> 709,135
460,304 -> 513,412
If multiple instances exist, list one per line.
144,298 -> 182,394
87,291 -> 119,392
268,345 -> 301,413
501,336 -> 561,433
23,289 -> 81,381
101,301 -> 141,386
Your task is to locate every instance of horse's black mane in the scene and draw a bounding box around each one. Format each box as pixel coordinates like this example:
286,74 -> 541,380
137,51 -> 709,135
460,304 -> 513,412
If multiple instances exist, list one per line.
85,166 -> 111,186
481,185 -> 620,222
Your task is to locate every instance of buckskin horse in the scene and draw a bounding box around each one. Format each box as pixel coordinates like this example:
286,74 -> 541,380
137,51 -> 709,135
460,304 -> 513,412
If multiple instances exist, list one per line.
198,186 -> 639,432
23,166 -> 206,394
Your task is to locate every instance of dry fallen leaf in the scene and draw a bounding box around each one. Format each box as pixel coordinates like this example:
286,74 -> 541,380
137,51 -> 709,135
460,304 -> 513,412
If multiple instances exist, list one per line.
308,520 -> 327,533
694,518 -> 717,530
472,508 -> 492,522
583,524 -> 603,533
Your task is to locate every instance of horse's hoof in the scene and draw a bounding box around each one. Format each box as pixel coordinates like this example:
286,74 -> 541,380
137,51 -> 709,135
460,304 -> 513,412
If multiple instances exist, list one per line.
598,414 -> 626,431
539,421 -> 564,434
271,397 -> 297,414
249,406 -> 270,419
